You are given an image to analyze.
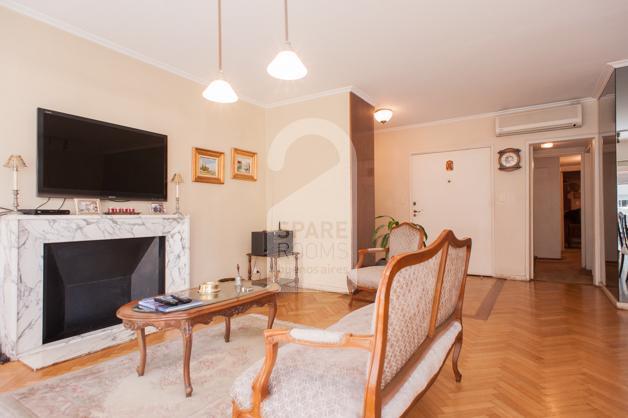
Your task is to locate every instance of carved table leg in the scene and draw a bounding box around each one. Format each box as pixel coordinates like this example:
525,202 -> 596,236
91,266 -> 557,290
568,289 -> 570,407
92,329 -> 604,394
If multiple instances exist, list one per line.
180,321 -> 194,397
224,316 -> 231,343
136,328 -> 147,376
267,297 -> 277,329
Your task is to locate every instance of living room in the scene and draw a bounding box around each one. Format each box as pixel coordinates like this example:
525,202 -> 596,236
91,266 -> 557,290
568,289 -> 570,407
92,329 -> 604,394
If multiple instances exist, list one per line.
1,1 -> 628,417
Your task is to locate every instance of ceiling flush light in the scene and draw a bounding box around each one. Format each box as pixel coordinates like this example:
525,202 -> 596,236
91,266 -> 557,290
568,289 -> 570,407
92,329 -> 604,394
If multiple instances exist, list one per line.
267,0 -> 307,80
540,142 -> 554,149
374,108 -> 393,124
202,0 -> 238,103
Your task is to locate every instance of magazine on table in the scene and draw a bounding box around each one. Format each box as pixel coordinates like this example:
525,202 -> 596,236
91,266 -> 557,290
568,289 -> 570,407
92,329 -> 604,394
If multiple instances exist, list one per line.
138,295 -> 204,313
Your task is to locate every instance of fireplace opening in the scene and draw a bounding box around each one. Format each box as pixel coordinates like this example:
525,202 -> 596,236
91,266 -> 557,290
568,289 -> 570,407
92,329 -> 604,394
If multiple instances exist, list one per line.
43,236 -> 165,344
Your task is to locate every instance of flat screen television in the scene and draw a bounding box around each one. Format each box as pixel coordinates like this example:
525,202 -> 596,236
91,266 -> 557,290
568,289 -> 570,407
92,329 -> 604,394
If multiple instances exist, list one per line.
37,108 -> 167,201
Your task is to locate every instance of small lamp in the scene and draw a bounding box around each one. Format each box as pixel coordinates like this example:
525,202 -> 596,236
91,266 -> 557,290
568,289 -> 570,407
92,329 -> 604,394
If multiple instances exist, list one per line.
4,155 -> 26,212
170,173 -> 183,215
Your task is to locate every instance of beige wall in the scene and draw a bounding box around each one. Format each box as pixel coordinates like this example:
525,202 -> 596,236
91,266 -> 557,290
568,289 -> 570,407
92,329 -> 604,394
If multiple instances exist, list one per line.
375,100 -> 599,279
0,7 -> 267,285
264,93 -> 353,292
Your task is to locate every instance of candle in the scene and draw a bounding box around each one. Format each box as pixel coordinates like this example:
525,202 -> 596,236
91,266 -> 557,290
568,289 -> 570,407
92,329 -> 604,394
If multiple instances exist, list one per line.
12,168 -> 17,190
176,183 -> 180,199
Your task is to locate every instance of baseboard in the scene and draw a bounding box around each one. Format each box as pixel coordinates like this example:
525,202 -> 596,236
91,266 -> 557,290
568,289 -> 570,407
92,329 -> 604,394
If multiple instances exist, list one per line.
600,285 -> 628,310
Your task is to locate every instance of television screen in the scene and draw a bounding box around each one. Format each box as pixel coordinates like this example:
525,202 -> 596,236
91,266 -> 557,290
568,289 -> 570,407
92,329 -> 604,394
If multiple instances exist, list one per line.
37,108 -> 167,201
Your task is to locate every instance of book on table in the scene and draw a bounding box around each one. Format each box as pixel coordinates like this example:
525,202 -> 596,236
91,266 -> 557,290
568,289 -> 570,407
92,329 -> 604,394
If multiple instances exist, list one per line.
138,296 -> 204,313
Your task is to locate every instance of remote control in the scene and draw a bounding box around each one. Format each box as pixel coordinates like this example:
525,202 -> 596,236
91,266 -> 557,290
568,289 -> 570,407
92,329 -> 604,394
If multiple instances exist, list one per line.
155,296 -> 178,306
171,295 -> 192,304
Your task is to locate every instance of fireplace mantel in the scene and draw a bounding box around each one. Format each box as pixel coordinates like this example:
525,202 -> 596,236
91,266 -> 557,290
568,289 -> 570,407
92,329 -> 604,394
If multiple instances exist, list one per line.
0,214 -> 190,369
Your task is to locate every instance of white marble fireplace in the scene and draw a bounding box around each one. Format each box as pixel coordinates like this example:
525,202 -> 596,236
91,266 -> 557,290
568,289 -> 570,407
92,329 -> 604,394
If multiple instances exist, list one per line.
0,214 -> 189,369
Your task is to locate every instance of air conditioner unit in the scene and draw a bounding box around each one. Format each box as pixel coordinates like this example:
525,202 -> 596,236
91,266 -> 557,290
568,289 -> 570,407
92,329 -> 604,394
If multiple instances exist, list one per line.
495,103 -> 582,136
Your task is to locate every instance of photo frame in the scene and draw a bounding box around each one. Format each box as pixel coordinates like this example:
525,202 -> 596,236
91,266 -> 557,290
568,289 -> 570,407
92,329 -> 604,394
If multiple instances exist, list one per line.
150,202 -> 165,214
193,147 -> 224,184
74,198 -> 101,215
231,148 -> 257,181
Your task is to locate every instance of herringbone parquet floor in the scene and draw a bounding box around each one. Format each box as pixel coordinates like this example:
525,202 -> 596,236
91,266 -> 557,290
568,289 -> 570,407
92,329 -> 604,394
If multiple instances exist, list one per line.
1,277 -> 627,417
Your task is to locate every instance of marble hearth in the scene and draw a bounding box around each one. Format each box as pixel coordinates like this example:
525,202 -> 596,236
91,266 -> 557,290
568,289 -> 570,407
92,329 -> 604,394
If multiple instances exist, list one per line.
0,214 -> 190,369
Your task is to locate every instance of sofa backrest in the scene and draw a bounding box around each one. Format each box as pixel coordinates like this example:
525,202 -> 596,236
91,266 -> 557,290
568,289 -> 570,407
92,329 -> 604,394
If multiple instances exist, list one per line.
387,222 -> 425,258
365,230 -> 471,409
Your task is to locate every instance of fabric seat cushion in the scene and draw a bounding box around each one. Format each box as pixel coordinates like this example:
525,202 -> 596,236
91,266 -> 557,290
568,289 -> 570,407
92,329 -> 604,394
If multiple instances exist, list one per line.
231,344 -> 369,418
382,320 -> 462,418
346,265 -> 385,289
231,304 -> 376,417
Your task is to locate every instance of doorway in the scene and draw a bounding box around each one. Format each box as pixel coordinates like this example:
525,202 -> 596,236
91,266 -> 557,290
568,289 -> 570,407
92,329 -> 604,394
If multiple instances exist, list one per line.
411,147 -> 493,276
531,139 -> 593,284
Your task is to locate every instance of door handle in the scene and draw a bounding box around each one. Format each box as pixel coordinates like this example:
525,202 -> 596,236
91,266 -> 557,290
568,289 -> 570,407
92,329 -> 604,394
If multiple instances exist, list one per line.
413,209 -> 422,216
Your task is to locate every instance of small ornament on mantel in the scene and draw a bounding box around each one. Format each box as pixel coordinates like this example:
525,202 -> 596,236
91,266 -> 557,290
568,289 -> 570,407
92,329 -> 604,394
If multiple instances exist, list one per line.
170,173 -> 183,215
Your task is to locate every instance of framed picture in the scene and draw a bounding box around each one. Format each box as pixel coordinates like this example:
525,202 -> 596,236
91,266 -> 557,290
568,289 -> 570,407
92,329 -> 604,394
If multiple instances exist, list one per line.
193,147 -> 224,184
74,198 -> 100,215
150,202 -> 165,214
231,148 -> 257,181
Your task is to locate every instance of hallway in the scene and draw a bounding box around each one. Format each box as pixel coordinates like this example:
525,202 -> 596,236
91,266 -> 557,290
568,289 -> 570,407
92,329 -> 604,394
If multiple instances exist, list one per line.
535,249 -> 593,284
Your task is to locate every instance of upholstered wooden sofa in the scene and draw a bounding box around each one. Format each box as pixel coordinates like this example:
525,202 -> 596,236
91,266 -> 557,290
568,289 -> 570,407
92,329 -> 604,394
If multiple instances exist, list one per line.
231,230 -> 471,418
347,222 -> 425,304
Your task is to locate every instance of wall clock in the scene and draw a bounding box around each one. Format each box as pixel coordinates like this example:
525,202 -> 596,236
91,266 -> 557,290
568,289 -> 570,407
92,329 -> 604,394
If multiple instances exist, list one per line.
497,148 -> 521,171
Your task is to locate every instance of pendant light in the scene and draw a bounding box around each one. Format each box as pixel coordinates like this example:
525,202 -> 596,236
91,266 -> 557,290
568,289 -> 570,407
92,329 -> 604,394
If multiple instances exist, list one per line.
267,0 -> 307,80
203,0 -> 238,103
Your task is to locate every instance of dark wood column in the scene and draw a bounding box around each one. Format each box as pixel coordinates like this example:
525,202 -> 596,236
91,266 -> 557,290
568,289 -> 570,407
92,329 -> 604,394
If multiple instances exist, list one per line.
350,93 -> 375,265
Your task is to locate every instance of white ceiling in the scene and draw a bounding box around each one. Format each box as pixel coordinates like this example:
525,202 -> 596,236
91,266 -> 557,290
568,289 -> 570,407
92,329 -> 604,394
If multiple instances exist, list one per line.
4,0 -> 628,127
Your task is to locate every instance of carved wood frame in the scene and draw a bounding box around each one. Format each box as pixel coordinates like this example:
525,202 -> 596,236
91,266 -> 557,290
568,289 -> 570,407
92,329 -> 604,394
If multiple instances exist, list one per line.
233,230 -> 471,418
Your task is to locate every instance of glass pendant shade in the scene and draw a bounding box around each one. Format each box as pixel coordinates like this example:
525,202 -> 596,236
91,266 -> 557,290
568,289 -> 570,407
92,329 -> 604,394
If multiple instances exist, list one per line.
374,108 -> 393,124
267,46 -> 307,80
202,78 -> 238,103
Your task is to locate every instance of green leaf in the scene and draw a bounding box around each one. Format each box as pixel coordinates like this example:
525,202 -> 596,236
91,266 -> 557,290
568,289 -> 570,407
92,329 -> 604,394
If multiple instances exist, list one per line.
381,234 -> 390,249
371,224 -> 386,241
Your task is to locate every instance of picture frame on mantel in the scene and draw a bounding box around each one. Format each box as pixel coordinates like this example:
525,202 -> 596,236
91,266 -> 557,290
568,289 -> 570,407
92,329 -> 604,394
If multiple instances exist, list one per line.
74,198 -> 100,215
192,147 -> 224,184
231,148 -> 257,181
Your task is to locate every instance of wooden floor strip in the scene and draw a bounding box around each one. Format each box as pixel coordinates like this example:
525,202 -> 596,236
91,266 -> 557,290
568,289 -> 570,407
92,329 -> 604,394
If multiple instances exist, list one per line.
473,278 -> 504,320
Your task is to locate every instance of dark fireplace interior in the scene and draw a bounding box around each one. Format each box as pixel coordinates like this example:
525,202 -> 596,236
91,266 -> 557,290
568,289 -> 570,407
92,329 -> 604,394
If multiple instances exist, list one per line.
43,236 -> 165,344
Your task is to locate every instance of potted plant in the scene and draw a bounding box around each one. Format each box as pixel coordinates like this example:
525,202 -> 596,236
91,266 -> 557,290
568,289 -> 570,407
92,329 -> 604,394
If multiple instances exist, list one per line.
372,215 -> 428,249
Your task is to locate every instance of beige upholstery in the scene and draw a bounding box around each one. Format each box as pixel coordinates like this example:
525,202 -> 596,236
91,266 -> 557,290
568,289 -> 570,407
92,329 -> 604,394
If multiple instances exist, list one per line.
231,304 -> 462,418
388,223 -> 423,258
347,265 -> 385,289
436,245 -> 468,327
232,230 -> 471,418
379,249 -> 443,388
348,223 -> 424,293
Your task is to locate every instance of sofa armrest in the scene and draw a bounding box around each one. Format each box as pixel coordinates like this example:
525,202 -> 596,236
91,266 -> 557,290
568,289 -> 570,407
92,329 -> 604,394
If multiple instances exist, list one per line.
248,328 -> 373,413
355,247 -> 388,268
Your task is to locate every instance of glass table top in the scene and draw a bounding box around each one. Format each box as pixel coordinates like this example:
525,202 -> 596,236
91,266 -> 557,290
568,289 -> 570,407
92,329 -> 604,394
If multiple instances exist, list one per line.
170,280 -> 279,308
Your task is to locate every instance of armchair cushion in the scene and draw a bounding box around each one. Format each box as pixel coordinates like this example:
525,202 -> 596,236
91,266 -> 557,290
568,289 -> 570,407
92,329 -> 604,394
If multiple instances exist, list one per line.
231,343 -> 369,418
231,304 -> 375,417
347,265 -> 385,290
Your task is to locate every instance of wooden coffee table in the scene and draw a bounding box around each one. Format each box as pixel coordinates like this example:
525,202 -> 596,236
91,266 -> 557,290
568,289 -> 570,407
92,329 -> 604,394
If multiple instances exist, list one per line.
116,281 -> 280,397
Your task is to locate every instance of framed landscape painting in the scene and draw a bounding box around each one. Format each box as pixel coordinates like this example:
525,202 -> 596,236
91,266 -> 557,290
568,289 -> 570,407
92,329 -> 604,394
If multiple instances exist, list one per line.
231,148 -> 257,181
192,147 -> 224,184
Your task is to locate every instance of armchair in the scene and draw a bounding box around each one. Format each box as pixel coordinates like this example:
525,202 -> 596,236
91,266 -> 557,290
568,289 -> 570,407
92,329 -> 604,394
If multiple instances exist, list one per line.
347,222 -> 425,304
231,229 -> 471,418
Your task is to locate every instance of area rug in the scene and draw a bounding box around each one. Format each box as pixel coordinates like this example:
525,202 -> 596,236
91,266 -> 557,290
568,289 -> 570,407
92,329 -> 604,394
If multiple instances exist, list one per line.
0,315 -> 302,418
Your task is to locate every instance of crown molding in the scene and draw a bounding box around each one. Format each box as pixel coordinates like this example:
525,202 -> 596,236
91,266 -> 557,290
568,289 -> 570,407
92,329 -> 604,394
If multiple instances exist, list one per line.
264,86 -> 376,109
379,97 -> 596,133
0,1 -> 268,108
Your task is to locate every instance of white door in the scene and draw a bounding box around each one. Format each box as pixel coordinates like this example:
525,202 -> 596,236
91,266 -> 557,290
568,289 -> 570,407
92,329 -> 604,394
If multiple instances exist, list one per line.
411,148 -> 493,276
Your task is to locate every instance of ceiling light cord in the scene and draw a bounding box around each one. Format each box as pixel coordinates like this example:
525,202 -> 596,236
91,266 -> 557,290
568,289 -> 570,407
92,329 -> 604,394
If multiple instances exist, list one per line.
218,0 -> 223,72
284,0 -> 289,43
